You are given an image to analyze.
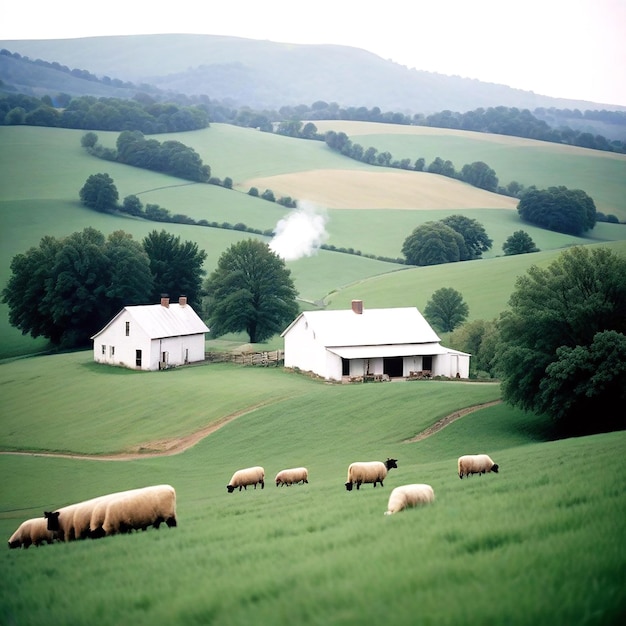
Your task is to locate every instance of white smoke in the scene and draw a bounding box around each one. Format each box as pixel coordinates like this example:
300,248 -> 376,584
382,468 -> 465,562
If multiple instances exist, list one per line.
269,201 -> 329,261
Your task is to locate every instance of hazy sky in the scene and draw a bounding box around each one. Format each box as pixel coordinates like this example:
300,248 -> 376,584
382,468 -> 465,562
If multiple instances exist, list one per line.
2,0 -> 625,106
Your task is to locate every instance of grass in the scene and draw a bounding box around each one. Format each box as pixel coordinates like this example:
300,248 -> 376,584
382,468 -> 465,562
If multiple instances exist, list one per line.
0,354 -> 624,625
2,123 -> 626,358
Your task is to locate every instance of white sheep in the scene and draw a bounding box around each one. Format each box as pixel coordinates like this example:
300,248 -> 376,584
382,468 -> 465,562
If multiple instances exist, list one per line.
227,466 -> 265,493
275,467 -> 309,487
458,454 -> 499,479
345,458 -> 398,491
89,487 -> 153,538
100,485 -> 177,536
8,517 -> 57,549
45,494 -> 115,542
384,484 -> 435,515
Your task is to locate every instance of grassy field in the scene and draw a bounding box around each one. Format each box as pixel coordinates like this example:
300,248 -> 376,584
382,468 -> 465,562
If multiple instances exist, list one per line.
1,119 -> 625,623
2,123 -> 626,360
0,354 -> 624,625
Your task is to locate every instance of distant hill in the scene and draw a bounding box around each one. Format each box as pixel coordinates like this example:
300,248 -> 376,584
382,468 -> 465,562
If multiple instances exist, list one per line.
2,34 -> 624,114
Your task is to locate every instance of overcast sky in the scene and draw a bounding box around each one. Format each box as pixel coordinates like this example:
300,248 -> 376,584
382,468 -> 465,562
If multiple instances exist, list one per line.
2,0 -> 625,106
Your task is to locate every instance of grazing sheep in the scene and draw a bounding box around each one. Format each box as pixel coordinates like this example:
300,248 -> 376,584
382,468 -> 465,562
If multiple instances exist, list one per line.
275,467 -> 309,487
227,466 -> 265,493
345,458 -> 398,491
384,484 -> 435,515
45,494 -> 115,542
458,454 -> 499,479
89,487 -> 153,538
100,485 -> 177,536
8,517 -> 57,549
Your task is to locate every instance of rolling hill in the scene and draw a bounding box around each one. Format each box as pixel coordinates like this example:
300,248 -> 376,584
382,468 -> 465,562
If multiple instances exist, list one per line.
2,34 -> 625,113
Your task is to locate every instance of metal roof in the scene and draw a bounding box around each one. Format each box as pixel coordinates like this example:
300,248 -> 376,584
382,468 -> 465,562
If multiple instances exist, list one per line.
327,343 -> 469,359
92,303 -> 209,340
281,307 -> 441,347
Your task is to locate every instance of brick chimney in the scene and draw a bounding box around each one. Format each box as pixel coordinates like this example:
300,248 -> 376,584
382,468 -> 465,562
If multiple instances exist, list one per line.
160,294 -> 170,308
351,300 -> 363,314
179,295 -> 187,307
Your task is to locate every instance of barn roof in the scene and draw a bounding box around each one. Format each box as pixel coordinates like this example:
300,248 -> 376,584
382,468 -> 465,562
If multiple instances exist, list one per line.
281,306 -> 441,347
91,302 -> 209,340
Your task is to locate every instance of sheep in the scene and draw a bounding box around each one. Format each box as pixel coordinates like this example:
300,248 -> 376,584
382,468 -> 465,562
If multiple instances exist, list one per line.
345,458 -> 398,491
88,487 -> 156,538
227,466 -> 265,493
8,517 -> 57,549
458,454 -> 499,479
100,485 -> 177,536
45,494 -> 114,542
384,484 -> 435,515
275,467 -> 309,487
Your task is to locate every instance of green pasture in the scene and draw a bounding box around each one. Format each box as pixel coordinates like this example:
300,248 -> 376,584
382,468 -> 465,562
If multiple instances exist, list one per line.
0,353 -> 624,625
2,124 -> 626,360
311,121 -> 626,220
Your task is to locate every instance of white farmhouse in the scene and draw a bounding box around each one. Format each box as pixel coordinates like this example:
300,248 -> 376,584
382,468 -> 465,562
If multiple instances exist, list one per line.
91,295 -> 209,371
281,300 -> 470,382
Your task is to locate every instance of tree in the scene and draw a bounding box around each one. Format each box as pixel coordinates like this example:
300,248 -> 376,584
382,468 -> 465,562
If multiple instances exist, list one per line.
502,230 -> 539,255
142,230 -> 207,310
121,194 -> 144,217
424,288 -> 469,333
495,246 -> 626,435
79,173 -> 119,213
402,222 -> 464,266
204,239 -> 299,343
440,215 -> 493,260
517,186 -> 596,235
2,228 -> 153,348
448,319 -> 499,378
81,132 -> 98,149
459,161 -> 498,191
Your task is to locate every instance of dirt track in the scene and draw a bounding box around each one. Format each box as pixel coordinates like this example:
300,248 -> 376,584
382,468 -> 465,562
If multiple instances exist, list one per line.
1,400 -> 501,461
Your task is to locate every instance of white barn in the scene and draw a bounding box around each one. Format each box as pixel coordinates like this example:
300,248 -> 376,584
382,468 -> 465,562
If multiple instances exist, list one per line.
91,296 -> 209,371
281,300 -> 470,382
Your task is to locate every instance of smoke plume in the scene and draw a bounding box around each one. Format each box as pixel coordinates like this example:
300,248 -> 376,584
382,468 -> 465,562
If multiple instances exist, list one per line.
269,201 -> 329,261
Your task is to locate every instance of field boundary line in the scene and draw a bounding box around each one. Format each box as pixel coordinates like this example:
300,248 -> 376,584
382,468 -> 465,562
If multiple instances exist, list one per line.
403,400 -> 502,443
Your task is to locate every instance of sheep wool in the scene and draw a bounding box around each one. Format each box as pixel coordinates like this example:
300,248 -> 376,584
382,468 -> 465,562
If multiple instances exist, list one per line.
275,467 -> 309,487
101,485 -> 177,536
458,454 -> 499,479
227,466 -> 265,493
384,484 -> 435,515
345,458 -> 398,491
8,517 -> 57,549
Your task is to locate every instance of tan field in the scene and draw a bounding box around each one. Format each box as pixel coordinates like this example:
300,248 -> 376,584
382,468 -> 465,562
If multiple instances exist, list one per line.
244,168 -> 519,210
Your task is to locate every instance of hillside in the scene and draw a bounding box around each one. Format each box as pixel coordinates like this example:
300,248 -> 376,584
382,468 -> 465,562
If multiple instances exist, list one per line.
2,34 -> 625,113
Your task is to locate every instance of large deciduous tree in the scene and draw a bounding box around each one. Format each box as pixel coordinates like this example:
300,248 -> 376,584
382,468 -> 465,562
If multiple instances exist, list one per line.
204,239 -> 299,343
440,215 -> 493,260
424,287 -> 469,333
459,161 -> 499,191
79,173 -> 119,213
517,186 -> 596,235
502,230 -> 539,255
402,222 -> 465,266
2,228 -> 153,348
142,230 -> 207,310
495,246 -> 626,435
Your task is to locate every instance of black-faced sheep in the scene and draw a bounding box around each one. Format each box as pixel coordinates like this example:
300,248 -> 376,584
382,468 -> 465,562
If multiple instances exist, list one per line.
8,517 -> 57,549
384,484 -> 435,515
458,454 -> 499,479
345,458 -> 398,491
100,485 -> 177,536
45,494 -> 115,542
275,467 -> 309,487
227,466 -> 265,493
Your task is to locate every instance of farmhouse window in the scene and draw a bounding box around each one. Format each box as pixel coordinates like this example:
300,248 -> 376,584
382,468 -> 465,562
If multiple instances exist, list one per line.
125,321 -> 130,336
101,345 -> 106,355
110,346 -> 115,357
135,350 -> 142,367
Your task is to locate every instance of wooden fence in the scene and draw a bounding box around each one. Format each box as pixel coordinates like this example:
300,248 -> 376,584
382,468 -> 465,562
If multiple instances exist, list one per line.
205,350 -> 284,367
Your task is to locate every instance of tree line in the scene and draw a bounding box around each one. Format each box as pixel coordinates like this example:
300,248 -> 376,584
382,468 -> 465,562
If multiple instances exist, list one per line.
0,93 -> 209,133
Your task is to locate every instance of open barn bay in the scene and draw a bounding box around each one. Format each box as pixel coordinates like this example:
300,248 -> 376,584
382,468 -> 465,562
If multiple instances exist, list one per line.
1,353 -> 625,625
